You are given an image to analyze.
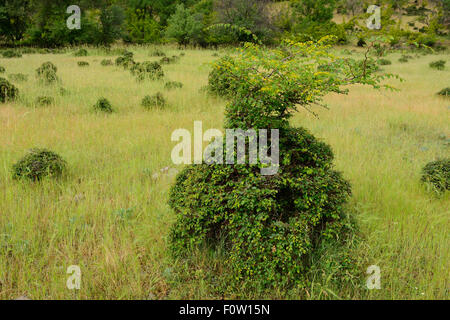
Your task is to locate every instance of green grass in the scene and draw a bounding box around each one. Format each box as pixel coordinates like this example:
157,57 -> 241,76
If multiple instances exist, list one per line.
0,45 -> 448,299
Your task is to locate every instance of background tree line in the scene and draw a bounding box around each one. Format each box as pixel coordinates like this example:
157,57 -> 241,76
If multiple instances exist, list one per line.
0,0 -> 448,47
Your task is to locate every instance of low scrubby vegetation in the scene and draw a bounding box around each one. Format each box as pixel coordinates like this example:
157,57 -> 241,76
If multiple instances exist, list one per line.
429,60 -> 446,70
141,92 -> 166,109
12,148 -> 67,181
93,97 -> 114,113
421,159 -> 450,193
36,62 -> 59,85
0,77 -> 18,102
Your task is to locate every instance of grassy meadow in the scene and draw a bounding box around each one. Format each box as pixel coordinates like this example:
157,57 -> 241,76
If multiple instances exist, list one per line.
0,45 -> 448,299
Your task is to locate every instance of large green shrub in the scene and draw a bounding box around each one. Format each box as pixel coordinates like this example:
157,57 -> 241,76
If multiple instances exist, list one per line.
115,51 -> 135,69
421,159 -> 449,192
437,87 -> 450,97
0,77 -> 18,103
170,38 -> 394,288
12,149 -> 67,181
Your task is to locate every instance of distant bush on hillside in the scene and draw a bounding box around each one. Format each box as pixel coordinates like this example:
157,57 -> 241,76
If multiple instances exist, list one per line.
101,59 -> 113,66
150,49 -> 166,57
377,58 -> 392,65
0,66 -> 5,73
77,61 -> 90,67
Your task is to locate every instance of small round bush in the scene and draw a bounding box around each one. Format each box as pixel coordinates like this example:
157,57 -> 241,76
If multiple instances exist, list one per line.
377,58 -> 392,65
8,73 -> 28,82
437,87 -> 450,97
141,92 -> 166,109
150,49 -> 166,57
421,159 -> 449,192
0,66 -> 5,73
12,148 -> 67,181
398,56 -> 409,63
74,48 -> 88,57
36,62 -> 59,85
429,60 -> 446,71
130,61 -> 164,81
101,59 -> 113,66
77,61 -> 89,67
93,98 -> 114,113
1,50 -> 22,58
115,52 -> 135,69
0,77 -> 18,103
36,96 -> 54,106
164,81 -> 183,90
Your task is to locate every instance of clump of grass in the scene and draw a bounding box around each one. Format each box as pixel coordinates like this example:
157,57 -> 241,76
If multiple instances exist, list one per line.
101,59 -> 113,66
36,61 -> 59,85
12,148 -> 67,181
35,96 -> 54,106
377,58 -> 392,65
437,87 -> 450,97
164,81 -> 183,90
8,73 -> 28,82
1,50 -> 22,58
429,60 -> 446,70
141,92 -> 166,109
150,49 -> 166,57
74,48 -> 88,56
0,77 -> 19,102
130,61 -> 164,81
93,97 -> 114,113
115,51 -> 135,69
77,61 -> 89,67
20,47 -> 37,54
421,159 -> 449,193
0,66 -> 5,73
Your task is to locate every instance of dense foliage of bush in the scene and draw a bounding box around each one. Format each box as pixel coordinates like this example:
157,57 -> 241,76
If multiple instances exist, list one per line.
141,92 -> 166,109
130,61 -> 164,81
171,38 -> 395,288
429,60 -> 446,70
36,61 -> 59,85
421,159 -> 449,192
77,61 -> 90,67
164,81 -> 183,90
12,148 -> 67,181
0,77 -> 18,103
0,66 -> 5,73
93,98 -> 114,113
